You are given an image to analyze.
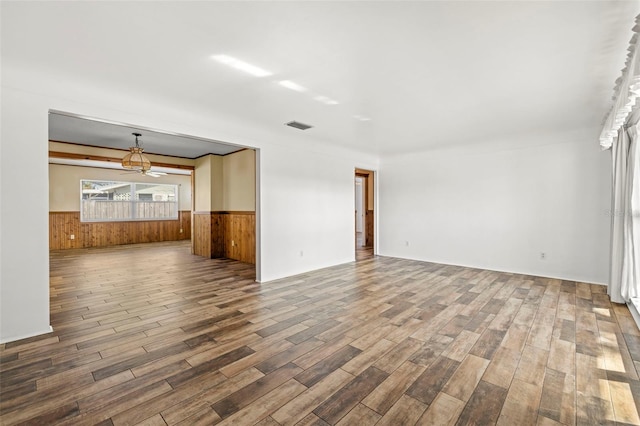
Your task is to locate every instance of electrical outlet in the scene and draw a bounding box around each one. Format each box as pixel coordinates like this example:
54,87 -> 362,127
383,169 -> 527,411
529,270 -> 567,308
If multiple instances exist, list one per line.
540,252 -> 546,260
179,229 -> 183,233
231,240 -> 235,247
405,241 -> 409,246
70,234 -> 75,240
300,250 -> 304,257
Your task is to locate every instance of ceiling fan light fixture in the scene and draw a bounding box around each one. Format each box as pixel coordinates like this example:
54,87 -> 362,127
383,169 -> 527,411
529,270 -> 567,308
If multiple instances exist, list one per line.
122,133 -> 151,171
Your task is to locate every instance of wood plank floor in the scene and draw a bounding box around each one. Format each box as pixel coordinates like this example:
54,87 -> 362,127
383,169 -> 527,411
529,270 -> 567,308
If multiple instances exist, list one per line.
356,246 -> 374,261
1,240 -> 640,425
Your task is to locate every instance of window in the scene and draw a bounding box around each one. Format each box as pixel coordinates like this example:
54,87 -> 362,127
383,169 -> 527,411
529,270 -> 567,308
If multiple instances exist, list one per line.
81,180 -> 178,222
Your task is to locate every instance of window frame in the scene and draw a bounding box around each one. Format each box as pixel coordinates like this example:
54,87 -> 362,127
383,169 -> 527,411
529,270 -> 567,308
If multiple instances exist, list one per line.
80,179 -> 179,223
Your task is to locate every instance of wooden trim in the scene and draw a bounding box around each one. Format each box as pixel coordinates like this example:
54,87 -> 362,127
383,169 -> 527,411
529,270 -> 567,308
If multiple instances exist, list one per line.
49,150 -> 195,171
49,150 -> 121,163
216,211 -> 255,215
191,171 -> 196,254
193,211 -> 254,215
192,148 -> 248,159
51,140 -> 138,154
80,218 -> 179,224
50,140 -> 199,161
48,162 -> 190,176
220,148 -> 249,157
355,168 -> 375,249
61,209 -> 190,217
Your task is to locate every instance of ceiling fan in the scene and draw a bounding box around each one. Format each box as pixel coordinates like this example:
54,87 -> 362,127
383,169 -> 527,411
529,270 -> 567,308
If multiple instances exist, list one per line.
120,132 -> 167,177
121,169 -> 168,177
138,170 -> 167,178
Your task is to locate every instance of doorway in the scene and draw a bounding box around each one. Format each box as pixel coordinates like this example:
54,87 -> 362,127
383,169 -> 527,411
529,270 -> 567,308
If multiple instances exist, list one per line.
355,168 -> 374,260
47,110 -> 260,280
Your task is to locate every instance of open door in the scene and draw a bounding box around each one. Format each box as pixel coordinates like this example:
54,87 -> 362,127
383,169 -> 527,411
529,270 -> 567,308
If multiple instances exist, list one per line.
355,168 -> 374,260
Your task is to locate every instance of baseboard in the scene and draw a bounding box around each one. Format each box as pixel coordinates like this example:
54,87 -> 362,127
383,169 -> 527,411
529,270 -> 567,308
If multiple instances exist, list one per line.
0,326 -> 53,344
375,251 -> 606,285
258,258 -> 356,284
628,298 -> 640,331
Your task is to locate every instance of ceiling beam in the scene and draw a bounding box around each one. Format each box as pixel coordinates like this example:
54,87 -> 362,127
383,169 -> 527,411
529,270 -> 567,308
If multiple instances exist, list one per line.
48,151 -> 195,170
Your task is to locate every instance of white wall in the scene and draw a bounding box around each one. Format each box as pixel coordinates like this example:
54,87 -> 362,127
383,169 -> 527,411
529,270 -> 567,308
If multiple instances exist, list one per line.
49,164 -> 192,211
0,62 -> 612,344
260,145 -> 356,281
0,66 -> 377,342
379,130 -> 611,284
1,88 -> 52,342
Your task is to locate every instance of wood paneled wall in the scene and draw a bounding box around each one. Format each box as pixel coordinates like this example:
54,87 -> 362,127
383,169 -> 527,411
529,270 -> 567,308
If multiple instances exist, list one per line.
211,213 -> 226,259
192,211 -> 255,264
49,211 -> 191,250
366,210 -> 374,248
192,212 -> 212,259
224,212 -> 256,264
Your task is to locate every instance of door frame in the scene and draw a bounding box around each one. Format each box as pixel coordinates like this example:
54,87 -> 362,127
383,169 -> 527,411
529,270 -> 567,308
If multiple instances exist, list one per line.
355,168 -> 375,253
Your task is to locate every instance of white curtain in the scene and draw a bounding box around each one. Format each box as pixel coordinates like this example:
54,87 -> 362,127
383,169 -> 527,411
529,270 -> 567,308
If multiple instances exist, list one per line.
600,15 -> 640,150
609,117 -> 640,303
603,13 -> 640,304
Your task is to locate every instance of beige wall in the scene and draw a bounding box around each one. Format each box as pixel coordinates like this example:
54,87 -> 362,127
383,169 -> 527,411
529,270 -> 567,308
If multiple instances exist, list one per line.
195,150 -> 255,212
194,155 -> 211,211
194,154 -> 223,211
50,144 -> 254,214
49,164 -> 192,211
223,149 -> 255,211
211,155 -> 223,211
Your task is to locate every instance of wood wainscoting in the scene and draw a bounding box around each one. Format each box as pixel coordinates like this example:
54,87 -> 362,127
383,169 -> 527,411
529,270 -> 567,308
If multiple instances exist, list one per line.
192,211 -> 255,264
224,212 -> 256,263
49,211 -> 191,250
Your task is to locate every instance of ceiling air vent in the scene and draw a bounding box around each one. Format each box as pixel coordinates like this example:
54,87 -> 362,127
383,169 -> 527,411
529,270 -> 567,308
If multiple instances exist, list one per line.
285,120 -> 313,130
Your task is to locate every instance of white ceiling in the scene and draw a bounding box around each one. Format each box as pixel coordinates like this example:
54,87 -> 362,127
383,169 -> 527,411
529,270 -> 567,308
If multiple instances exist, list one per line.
49,112 -> 244,158
3,1 -> 639,156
